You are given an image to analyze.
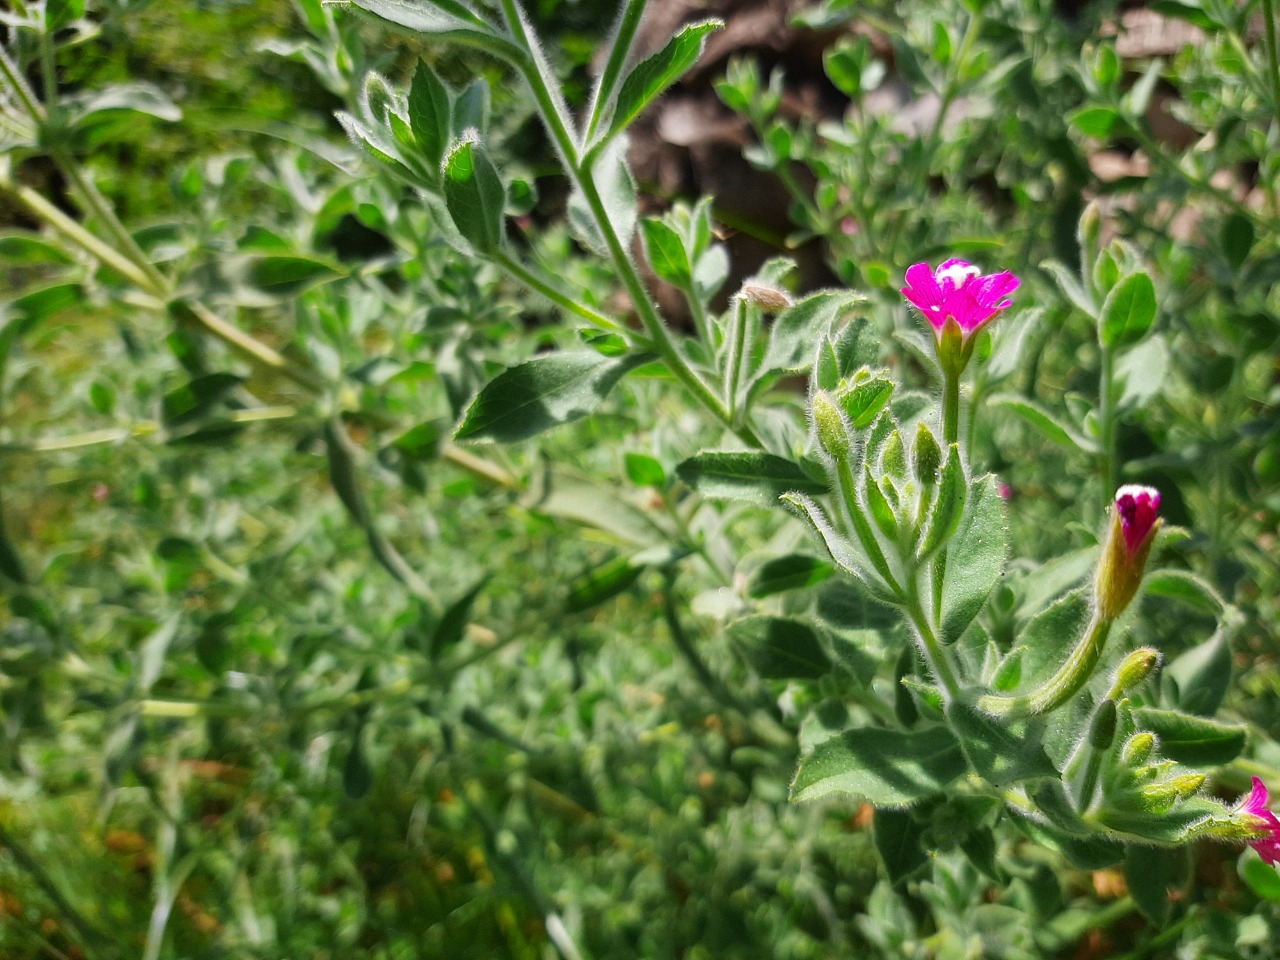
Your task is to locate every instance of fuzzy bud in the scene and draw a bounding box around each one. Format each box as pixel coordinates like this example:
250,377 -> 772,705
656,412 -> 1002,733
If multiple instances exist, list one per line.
914,421 -> 942,486
740,282 -> 792,313
811,391 -> 850,461
1108,647 -> 1161,699
882,429 -> 908,481
1088,699 -> 1119,750
1121,732 -> 1156,766
1094,485 -> 1162,622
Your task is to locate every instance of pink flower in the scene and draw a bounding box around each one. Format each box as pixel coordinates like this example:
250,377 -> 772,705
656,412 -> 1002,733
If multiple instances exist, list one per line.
1114,484 -> 1161,554
1239,777 -> 1280,866
901,258 -> 1019,337
1095,484 -> 1163,622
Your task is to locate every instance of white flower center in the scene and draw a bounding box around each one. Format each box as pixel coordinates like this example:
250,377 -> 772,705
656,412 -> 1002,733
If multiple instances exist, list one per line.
936,262 -> 980,290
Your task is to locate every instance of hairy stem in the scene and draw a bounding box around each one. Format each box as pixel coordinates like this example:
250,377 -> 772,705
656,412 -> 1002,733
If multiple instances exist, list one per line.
978,614 -> 1113,718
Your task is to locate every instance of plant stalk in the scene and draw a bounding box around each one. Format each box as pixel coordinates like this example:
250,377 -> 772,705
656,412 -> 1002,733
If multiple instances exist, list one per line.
978,614 -> 1113,717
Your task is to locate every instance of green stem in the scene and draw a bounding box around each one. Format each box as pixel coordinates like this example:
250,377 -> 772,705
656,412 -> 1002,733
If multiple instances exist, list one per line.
1263,0 -> 1280,216
0,44 -> 45,122
978,614 -> 1112,718
583,0 -> 646,143
1098,341 -> 1116,500
493,249 -> 628,335
2,178 -> 160,292
501,0 -> 763,449
904,590 -> 962,703
724,295 -> 749,419
942,368 -> 960,446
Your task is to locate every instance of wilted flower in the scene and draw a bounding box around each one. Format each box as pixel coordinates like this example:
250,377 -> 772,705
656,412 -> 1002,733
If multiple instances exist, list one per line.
1238,777 -> 1280,866
1095,484 -> 1162,621
901,259 -> 1019,340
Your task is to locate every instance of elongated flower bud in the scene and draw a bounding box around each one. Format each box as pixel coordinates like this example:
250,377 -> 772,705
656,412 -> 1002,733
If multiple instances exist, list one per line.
811,391 -> 850,461
1094,485 -> 1162,622
1107,647 -> 1161,699
1121,731 -> 1156,766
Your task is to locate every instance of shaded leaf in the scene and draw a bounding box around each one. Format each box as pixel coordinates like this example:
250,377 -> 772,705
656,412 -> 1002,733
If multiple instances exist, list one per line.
1100,271 -> 1156,348
431,577 -> 490,656
566,556 -> 643,613
748,553 -> 834,597
1134,707 -> 1246,765
939,475 -> 1007,645
444,135 -> 506,254
408,60 -> 452,171
456,351 -> 648,443
791,726 -> 966,805
874,808 -> 929,884
677,452 -> 827,506
728,615 -> 831,680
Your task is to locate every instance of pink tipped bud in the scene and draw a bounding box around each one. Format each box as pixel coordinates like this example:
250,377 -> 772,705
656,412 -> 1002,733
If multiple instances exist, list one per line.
1095,484 -> 1163,621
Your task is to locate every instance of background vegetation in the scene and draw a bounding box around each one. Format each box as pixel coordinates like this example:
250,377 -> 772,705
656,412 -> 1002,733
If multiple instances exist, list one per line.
1,0 -> 1278,957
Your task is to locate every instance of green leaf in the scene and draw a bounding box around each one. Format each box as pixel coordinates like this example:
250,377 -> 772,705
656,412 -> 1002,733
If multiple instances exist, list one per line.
838,377 -> 894,430
639,217 -> 692,286
408,61 -> 452,171
0,512 -> 28,585
244,255 -> 343,295
343,0 -> 506,46
343,729 -> 374,799
161,373 -> 244,430
156,536 -> 201,593
1134,707 -> 1246,765
947,702 -> 1056,786
874,808 -> 929,884
1221,212 -> 1255,269
1040,260 -> 1095,316
1165,623 -> 1233,716
136,615 -> 181,693
728,615 -> 832,680
443,135 -> 506,254
1125,845 -> 1185,924
1241,854 -> 1280,901
919,444 -> 965,558
624,452 -> 666,487
431,577 -> 489,656
606,20 -> 722,141
939,475 -> 1007,645
791,726 -> 966,805
1068,105 -> 1121,139
1145,569 -> 1225,615
747,554 -> 834,597
988,394 -> 1097,453
1115,333 -> 1169,413
1012,588 -> 1091,690
676,452 -> 827,506
566,556 -> 643,613
456,351 -> 647,443
0,233 -> 74,266
1100,271 -> 1157,349
764,290 -> 862,374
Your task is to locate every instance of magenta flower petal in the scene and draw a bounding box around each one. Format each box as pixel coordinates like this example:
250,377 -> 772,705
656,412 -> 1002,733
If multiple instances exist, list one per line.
1114,484 -> 1162,554
1240,778 -> 1280,866
900,259 -> 1019,340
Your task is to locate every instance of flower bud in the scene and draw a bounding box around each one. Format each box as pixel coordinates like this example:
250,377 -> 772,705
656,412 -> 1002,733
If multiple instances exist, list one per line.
1094,485 -> 1162,622
1077,200 -> 1102,260
811,391 -> 850,461
914,421 -> 942,486
1107,647 -> 1162,699
740,282 -> 792,313
1088,699 -> 1118,750
1140,773 -> 1205,813
1121,731 -> 1156,766
881,429 -> 907,481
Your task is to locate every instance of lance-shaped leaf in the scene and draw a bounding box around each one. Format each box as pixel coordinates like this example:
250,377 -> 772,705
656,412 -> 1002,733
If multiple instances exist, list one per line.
838,376 -> 894,429
939,475 -> 1008,645
791,726 -> 967,806
947,701 -> 1056,786
1100,270 -> 1156,348
728,615 -> 831,680
639,217 -> 692,287
604,19 -> 722,143
677,452 -> 826,506
566,555 -> 643,613
874,808 -> 929,884
782,493 -> 893,601
747,553 -> 834,597
344,0 -> 515,57
408,61 -> 451,172
763,290 -> 861,374
444,135 -> 506,254
918,444 -> 965,558
1133,707 -> 1247,765
1125,845 -> 1186,925
988,394 -> 1097,453
1164,616 -> 1235,716
456,351 -> 649,443
429,576 -> 490,658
